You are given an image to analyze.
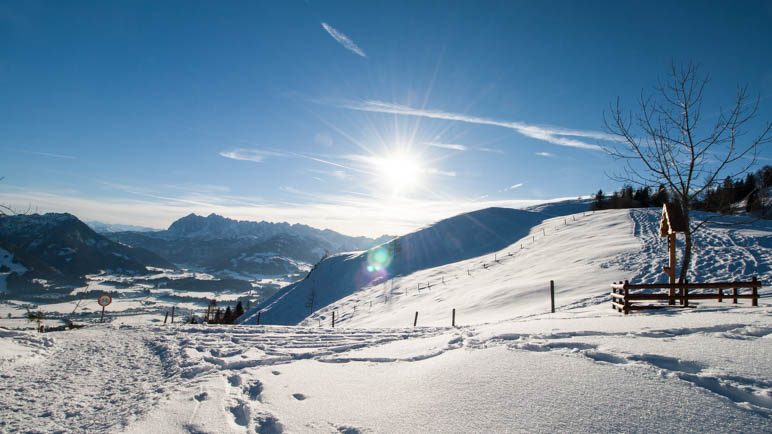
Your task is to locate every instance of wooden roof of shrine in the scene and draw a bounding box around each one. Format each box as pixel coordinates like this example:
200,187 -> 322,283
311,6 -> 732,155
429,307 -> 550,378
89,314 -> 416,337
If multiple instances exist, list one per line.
659,202 -> 688,237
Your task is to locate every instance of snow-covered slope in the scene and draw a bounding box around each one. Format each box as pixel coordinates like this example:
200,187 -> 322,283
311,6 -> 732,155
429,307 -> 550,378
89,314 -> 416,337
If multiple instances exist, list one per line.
242,207 -> 772,328
240,207 -> 548,325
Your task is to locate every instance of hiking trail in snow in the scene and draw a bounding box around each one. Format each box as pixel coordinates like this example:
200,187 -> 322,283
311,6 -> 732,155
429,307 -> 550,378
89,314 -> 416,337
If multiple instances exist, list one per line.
0,326 -> 169,433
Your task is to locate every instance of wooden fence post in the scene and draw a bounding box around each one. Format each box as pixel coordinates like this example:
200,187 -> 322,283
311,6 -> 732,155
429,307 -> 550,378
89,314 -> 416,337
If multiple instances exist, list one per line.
718,288 -> 723,302
752,277 -> 759,307
683,280 -> 689,307
550,280 -> 555,313
164,312 -> 168,324
623,280 -> 629,315
257,311 -> 261,325
413,311 -> 418,327
733,288 -> 738,304
452,308 -> 456,327
171,306 -> 175,323
611,282 -> 617,310
332,311 -> 336,328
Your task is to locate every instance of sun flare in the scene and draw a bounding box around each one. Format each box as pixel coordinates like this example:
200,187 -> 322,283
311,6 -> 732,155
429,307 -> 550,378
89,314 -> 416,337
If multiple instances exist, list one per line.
375,153 -> 422,191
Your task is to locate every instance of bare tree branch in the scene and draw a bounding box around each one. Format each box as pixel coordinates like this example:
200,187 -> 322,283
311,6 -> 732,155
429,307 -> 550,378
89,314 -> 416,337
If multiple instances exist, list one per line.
602,61 -> 771,282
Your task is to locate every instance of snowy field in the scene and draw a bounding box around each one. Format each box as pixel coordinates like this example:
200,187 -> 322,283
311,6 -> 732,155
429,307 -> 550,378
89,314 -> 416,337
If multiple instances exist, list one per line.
1,208 -> 770,433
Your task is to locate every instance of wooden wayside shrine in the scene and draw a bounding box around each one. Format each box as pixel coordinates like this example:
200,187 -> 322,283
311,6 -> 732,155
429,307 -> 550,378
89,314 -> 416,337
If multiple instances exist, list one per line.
610,203 -> 763,314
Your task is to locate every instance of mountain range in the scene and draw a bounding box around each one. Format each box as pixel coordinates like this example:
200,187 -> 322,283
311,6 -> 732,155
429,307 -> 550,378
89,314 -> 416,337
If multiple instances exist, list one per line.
0,212 -> 392,297
104,213 -> 392,277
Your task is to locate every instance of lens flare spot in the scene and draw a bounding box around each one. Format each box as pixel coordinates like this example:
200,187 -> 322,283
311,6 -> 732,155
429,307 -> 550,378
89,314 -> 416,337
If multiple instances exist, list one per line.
367,246 -> 393,272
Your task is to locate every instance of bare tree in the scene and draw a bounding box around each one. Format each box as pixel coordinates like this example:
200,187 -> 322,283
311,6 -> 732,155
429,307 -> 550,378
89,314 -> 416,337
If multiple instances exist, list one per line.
603,61 -> 771,282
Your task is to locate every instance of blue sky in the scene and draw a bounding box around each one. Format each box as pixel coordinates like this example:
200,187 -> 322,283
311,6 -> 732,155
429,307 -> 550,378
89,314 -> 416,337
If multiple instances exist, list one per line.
1,1 -> 771,236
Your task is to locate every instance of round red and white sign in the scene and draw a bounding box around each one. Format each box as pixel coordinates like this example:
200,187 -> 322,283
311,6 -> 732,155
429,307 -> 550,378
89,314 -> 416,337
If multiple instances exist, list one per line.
97,294 -> 112,307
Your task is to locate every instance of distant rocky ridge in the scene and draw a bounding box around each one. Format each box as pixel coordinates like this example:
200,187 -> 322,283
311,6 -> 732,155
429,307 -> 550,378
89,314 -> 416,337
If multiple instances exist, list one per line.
105,213 -> 393,277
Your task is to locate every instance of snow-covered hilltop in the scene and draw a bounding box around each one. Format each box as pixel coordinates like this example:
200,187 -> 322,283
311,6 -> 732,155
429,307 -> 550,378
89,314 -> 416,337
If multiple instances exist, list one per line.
243,206 -> 772,328
240,207 -> 548,325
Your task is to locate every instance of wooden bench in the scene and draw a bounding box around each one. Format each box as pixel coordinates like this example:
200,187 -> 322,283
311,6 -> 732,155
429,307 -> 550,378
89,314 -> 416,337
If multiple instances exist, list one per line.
610,278 -> 761,314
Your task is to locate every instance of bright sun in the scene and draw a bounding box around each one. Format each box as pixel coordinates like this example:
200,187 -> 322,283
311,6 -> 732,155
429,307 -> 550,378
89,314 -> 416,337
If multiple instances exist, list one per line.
376,153 -> 422,191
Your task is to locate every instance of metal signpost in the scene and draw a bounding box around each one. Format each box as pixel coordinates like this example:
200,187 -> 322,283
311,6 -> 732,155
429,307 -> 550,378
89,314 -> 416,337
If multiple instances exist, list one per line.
98,293 -> 112,323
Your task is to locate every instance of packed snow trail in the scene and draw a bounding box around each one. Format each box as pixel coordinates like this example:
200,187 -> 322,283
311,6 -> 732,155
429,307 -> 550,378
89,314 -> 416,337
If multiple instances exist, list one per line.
0,326 -> 168,433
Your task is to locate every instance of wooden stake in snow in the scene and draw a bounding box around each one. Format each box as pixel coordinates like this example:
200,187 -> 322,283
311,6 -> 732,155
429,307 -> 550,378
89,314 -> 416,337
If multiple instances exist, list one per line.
542,228 -> 546,236
164,312 -> 168,324
550,280 -> 555,313
256,311 -> 261,325
332,311 -> 336,328
413,311 -> 418,327
171,306 -> 175,324
452,308 -> 456,327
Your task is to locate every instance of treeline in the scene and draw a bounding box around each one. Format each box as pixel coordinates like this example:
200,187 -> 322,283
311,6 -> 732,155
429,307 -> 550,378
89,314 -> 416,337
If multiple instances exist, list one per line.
693,166 -> 772,214
192,300 -> 246,324
591,184 -> 670,211
591,165 -> 772,216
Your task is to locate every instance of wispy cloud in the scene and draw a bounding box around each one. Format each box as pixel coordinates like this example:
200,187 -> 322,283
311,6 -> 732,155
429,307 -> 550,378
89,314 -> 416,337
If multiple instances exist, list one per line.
6,148 -> 78,159
219,148 -> 286,162
535,152 -> 554,158
426,143 -> 468,151
321,22 -> 367,57
499,183 -> 523,192
479,147 -> 505,154
323,99 -> 618,150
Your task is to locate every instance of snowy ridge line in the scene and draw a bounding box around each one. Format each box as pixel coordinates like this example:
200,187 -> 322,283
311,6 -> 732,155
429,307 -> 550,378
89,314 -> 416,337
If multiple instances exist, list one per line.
300,209 -> 612,328
242,207 -> 596,326
315,207 -> 770,329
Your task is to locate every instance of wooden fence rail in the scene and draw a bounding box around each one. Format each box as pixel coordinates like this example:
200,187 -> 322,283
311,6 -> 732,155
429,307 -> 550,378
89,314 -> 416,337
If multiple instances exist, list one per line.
611,277 -> 761,314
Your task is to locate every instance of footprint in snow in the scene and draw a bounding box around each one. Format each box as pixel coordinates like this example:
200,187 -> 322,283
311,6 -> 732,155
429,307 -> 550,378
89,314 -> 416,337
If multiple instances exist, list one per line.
244,380 -> 263,401
255,414 -> 283,434
228,400 -> 250,427
337,425 -> 366,434
228,374 -> 242,387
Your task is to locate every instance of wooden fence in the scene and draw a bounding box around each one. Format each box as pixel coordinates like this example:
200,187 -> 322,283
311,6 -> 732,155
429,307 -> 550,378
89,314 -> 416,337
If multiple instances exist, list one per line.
610,277 -> 761,314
